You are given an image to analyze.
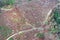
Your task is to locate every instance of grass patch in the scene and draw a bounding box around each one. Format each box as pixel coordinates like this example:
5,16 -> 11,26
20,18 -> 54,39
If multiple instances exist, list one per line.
36,33 -> 44,38
9,38 -> 14,40
0,26 -> 12,38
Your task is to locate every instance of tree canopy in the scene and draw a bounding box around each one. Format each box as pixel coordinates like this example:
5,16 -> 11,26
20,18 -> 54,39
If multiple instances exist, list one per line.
53,8 -> 60,24
0,0 -> 15,7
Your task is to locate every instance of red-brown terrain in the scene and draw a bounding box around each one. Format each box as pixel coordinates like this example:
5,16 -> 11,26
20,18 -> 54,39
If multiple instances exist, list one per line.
0,0 -> 57,40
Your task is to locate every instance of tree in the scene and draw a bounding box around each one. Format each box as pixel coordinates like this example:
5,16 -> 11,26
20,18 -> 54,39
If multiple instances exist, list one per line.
0,0 -> 15,8
53,4 -> 60,24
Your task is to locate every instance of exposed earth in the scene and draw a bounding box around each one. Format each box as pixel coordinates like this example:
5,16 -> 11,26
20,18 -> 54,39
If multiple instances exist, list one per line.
0,0 -> 58,40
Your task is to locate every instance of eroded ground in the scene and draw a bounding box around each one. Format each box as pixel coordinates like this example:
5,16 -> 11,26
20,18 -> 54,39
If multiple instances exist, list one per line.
0,0 -> 57,40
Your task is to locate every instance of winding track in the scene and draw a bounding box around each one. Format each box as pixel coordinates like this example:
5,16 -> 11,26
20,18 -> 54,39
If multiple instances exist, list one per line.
6,9 -> 52,40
